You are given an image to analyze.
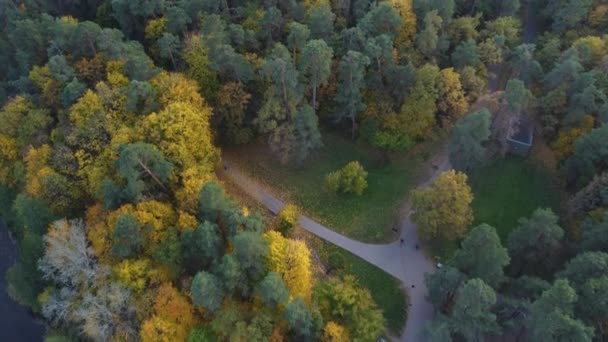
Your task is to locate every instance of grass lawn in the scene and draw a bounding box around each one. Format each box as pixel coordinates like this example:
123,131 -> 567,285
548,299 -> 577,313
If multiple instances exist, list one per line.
430,157 -> 561,260
225,131 -> 439,243
303,231 -> 407,335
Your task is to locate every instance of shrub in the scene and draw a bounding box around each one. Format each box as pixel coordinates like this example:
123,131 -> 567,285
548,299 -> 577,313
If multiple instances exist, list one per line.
324,161 -> 368,196
275,204 -> 299,235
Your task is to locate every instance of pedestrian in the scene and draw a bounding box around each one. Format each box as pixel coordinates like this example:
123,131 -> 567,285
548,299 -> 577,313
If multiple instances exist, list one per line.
400,238 -> 404,245
415,244 -> 419,250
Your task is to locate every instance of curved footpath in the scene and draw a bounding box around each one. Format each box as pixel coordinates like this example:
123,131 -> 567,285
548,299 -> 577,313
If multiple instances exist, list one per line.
220,152 -> 451,341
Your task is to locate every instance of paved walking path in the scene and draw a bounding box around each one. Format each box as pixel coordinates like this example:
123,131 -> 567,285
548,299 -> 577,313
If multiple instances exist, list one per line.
219,152 -> 451,341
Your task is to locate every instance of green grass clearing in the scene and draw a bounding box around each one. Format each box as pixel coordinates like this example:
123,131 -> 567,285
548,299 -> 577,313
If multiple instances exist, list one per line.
225,132 -> 440,243
303,231 -> 407,335
430,157 -> 561,260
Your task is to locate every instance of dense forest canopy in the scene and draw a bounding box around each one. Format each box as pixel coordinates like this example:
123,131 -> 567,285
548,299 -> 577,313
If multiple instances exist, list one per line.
0,0 -> 607,341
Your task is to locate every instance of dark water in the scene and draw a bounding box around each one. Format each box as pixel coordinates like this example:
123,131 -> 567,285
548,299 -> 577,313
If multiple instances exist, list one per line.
0,220 -> 46,341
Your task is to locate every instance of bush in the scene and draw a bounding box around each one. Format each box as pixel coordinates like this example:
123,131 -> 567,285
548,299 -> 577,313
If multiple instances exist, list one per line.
324,161 -> 368,196
275,204 -> 299,235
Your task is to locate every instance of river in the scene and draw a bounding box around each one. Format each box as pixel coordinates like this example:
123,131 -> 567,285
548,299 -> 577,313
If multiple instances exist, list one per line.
0,220 -> 46,341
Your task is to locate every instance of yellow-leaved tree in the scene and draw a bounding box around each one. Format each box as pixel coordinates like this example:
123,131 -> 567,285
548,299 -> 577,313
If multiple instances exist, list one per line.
0,134 -> 21,186
412,170 -> 474,241
142,73 -> 220,210
140,283 -> 195,342
86,200 -> 176,259
24,145 -> 54,197
131,200 -> 177,250
113,258 -> 164,292
390,0 -> 417,55
140,315 -> 180,342
322,321 -> 350,342
265,231 -> 313,301
437,67 -> 469,128
552,115 -> 595,161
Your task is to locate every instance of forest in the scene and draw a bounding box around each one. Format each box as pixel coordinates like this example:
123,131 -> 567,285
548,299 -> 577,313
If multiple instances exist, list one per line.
0,0 -> 607,341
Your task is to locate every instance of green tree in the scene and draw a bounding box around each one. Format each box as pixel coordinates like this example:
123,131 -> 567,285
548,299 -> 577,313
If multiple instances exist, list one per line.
507,208 -> 564,276
191,271 -> 224,313
165,5 -> 191,34
0,96 -> 51,149
114,142 -> 173,203
125,80 -> 157,114
216,254 -> 246,295
182,221 -> 222,274
284,299 -> 316,339
157,33 -> 181,68
412,170 -> 474,241
449,109 -> 491,172
501,0 -> 520,16
215,82 -> 252,144
111,214 -> 143,259
504,78 -> 534,115
188,327 -> 216,342
416,10 -> 442,60
258,6 -> 283,47
209,302 -> 245,340
479,37 -> 503,66
357,2 -> 402,37
422,315 -> 453,342
450,278 -> 500,341
483,16 -> 521,48
233,231 -> 268,282
286,22 -> 310,63
334,51 -> 370,139
364,34 -> 393,89
508,44 -> 543,86
452,224 -> 510,288
564,125 -> 608,189
198,181 -> 228,223
13,194 -> 55,237
374,63 -> 440,150
308,4 -> 335,40
6,230 -> 45,311
459,66 -> 486,103
543,49 -> 583,90
183,34 -> 219,101
451,39 -> 481,69
315,275 -> 386,341
256,272 -> 290,307
299,39 -> 333,110
153,227 -> 182,278
544,0 -> 594,32
558,251 -> 608,339
208,44 -> 254,83
529,279 -> 594,341
581,216 -> 608,253
256,44 -> 321,164
293,104 -> 323,163
558,252 -> 608,290
425,265 -> 467,311
324,161 -> 368,196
